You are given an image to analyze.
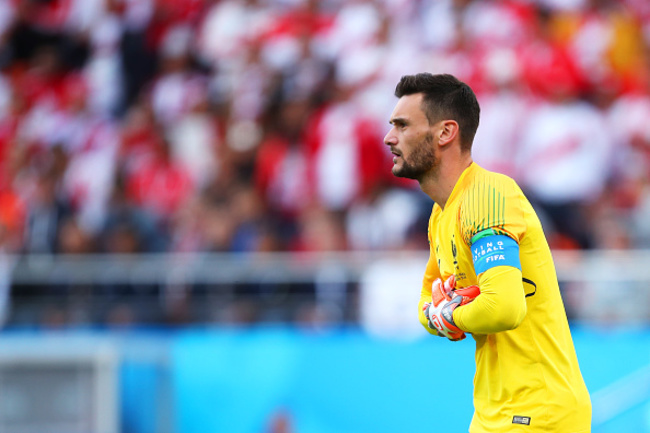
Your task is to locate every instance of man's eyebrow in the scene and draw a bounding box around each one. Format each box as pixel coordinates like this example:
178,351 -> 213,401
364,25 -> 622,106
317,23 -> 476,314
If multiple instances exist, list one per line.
389,117 -> 407,125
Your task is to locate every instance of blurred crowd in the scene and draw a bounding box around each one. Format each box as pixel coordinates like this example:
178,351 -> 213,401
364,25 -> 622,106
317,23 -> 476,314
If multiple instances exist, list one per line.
1,0 -> 650,259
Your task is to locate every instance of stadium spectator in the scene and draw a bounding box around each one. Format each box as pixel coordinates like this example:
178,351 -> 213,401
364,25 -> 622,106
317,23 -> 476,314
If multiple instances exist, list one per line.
0,0 -> 646,254
125,134 -> 194,224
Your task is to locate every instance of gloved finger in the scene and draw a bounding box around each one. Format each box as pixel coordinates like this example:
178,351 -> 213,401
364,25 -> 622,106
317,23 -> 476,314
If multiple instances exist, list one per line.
443,274 -> 456,294
449,332 -> 466,342
431,278 -> 449,306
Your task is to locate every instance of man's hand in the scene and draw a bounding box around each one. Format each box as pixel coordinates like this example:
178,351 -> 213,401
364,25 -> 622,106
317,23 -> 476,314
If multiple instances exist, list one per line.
422,302 -> 445,337
425,275 -> 479,341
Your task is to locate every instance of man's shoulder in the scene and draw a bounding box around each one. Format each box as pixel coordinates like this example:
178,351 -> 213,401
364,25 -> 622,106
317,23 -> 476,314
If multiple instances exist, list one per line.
471,164 -> 518,186
460,164 -> 521,203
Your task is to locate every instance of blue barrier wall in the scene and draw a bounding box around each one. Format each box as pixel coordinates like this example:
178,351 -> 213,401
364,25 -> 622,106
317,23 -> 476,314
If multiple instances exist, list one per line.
168,327 -> 650,433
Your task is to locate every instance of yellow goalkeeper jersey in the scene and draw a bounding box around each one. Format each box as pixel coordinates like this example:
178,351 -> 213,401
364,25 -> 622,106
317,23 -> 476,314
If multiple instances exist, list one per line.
418,163 -> 591,432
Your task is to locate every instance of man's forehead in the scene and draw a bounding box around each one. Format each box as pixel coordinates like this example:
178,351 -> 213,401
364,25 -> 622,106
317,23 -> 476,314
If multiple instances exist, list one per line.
390,93 -> 426,121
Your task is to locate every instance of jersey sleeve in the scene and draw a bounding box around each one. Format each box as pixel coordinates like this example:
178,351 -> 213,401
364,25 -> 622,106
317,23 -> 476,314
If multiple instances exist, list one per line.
453,265 -> 527,334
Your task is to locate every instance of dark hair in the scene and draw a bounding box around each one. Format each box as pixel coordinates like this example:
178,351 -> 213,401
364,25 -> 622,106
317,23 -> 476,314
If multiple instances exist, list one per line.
394,73 -> 480,152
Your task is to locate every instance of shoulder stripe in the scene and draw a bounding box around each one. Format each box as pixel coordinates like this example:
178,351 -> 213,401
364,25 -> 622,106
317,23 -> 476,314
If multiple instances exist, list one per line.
460,172 -> 509,245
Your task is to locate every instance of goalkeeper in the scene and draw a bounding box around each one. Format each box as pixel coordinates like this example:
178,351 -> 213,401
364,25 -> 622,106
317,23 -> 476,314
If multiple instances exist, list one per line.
384,73 -> 591,432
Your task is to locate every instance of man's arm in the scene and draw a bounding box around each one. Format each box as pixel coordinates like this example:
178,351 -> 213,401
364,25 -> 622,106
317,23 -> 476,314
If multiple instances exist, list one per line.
453,265 -> 527,334
454,174 -> 529,334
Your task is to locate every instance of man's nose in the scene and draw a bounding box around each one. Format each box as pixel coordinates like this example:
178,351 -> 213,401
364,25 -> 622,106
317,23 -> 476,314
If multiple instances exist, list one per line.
384,129 -> 396,146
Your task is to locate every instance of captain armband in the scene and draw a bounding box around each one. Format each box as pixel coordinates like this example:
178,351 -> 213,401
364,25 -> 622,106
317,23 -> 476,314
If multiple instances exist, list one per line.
470,229 -> 521,275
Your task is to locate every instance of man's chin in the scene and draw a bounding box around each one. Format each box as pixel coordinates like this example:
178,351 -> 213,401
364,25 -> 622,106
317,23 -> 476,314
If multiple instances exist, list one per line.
392,165 -> 418,180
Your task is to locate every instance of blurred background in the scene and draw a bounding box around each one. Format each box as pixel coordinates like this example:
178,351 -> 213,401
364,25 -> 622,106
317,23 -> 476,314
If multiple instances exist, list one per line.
0,0 -> 650,432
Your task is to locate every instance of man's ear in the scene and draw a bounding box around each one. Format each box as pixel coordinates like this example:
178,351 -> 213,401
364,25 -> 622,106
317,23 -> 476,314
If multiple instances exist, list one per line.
438,120 -> 460,146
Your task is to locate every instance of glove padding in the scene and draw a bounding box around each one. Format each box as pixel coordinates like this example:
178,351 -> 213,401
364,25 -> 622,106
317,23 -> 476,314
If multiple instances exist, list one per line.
423,275 -> 480,341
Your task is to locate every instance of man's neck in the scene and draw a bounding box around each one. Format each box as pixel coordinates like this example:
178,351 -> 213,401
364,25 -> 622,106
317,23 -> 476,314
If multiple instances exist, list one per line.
420,156 -> 473,210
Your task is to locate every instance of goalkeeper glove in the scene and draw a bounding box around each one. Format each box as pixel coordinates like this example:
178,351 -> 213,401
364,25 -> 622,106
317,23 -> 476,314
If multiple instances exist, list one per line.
425,275 -> 480,341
